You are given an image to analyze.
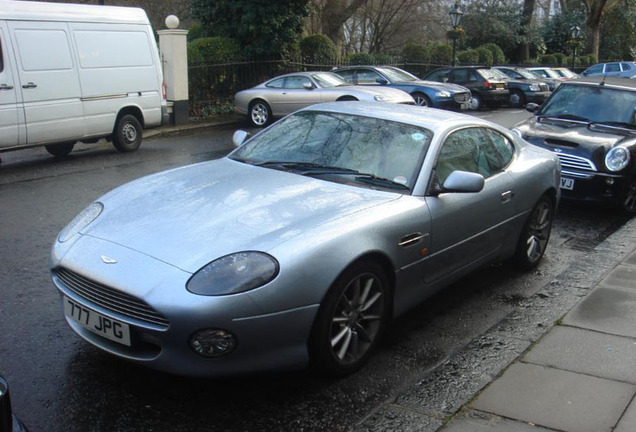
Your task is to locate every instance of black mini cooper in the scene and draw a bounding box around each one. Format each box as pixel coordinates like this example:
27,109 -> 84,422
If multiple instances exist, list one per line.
513,77 -> 636,213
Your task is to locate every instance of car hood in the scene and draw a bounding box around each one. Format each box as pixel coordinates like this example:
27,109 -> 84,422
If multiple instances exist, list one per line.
81,158 -> 400,273
516,117 -> 636,165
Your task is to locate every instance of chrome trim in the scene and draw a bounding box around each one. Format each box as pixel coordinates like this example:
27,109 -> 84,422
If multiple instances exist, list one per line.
81,93 -> 127,102
554,153 -> 597,172
398,232 -> 428,247
53,267 -> 170,328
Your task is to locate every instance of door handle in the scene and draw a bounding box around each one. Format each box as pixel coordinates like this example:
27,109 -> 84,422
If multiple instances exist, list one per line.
501,190 -> 514,203
22,82 -> 37,89
0,84 -> 14,90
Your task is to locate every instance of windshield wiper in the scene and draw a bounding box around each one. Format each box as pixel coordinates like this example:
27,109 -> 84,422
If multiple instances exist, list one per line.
538,114 -> 590,123
353,173 -> 411,190
590,121 -> 636,131
254,161 -> 361,175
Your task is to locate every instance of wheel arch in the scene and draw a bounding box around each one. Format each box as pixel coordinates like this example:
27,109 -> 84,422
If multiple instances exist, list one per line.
336,95 -> 359,101
115,106 -> 145,130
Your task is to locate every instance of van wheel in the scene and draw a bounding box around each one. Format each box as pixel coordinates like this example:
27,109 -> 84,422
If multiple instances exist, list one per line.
113,114 -> 143,152
45,142 -> 75,158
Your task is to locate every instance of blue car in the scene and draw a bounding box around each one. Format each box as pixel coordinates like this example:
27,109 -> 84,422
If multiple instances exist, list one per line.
332,65 -> 472,110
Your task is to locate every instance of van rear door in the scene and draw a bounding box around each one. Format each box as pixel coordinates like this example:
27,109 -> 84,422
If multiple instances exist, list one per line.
8,21 -> 84,145
0,20 -> 23,148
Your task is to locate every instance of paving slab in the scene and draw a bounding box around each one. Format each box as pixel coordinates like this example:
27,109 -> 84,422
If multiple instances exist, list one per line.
624,249 -> 636,266
441,410 -> 556,432
597,264 -> 636,290
615,398 -> 636,432
563,287 -> 636,338
523,325 -> 636,384
471,363 -> 635,432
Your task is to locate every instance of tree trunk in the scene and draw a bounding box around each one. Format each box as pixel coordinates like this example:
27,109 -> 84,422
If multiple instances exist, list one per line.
518,0 -> 536,62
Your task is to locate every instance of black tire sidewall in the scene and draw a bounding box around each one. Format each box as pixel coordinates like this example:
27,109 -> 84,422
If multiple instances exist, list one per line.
113,114 -> 142,152
514,195 -> 553,270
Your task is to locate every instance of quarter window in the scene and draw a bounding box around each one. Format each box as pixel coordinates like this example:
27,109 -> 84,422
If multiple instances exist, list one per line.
266,78 -> 285,89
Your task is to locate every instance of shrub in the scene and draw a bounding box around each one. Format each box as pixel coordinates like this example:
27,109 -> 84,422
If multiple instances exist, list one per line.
299,34 -> 338,64
476,47 -> 494,65
187,43 -> 204,65
429,42 -> 452,65
190,37 -> 241,63
402,43 -> 429,62
348,52 -> 375,65
457,49 -> 479,65
539,54 -> 558,65
480,43 -> 505,64
553,52 -> 567,65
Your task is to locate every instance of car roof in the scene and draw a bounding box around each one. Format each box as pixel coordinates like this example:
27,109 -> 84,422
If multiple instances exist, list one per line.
564,76 -> 636,90
297,101 -> 499,134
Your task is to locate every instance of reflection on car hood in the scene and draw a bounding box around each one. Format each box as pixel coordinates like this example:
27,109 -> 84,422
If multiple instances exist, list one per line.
408,80 -> 469,93
516,117 -> 636,165
83,158 -> 399,272
334,85 -> 413,100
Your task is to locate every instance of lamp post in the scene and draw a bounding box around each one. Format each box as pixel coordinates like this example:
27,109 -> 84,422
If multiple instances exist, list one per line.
448,2 -> 463,67
570,25 -> 582,71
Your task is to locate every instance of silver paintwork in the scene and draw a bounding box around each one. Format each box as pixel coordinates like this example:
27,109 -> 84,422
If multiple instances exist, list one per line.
50,102 -> 560,377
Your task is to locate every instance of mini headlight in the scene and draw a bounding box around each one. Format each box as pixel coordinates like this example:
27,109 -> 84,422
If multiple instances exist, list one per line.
605,147 -> 630,172
374,95 -> 388,101
58,202 -> 103,243
186,251 -> 279,296
436,91 -> 451,98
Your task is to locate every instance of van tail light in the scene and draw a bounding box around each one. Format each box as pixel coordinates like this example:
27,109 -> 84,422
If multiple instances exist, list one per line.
162,81 -> 167,100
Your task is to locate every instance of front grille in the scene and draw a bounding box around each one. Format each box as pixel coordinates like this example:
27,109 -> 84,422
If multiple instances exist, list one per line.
555,153 -> 597,174
54,267 -> 170,328
454,92 -> 471,103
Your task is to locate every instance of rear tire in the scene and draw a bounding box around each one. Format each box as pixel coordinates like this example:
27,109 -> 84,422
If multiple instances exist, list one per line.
45,142 -> 75,158
309,260 -> 390,376
112,114 -> 143,152
513,195 -> 554,270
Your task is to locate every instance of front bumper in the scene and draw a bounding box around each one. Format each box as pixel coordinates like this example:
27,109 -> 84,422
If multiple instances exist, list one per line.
524,90 -> 552,104
50,235 -> 318,377
559,169 -> 629,206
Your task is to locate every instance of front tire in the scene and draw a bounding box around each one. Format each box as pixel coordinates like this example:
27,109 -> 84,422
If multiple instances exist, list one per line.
509,90 -> 526,108
249,100 -> 271,127
412,92 -> 432,107
469,94 -> 483,110
621,178 -> 636,214
45,142 -> 75,158
112,114 -> 142,152
513,195 -> 554,269
309,261 -> 390,376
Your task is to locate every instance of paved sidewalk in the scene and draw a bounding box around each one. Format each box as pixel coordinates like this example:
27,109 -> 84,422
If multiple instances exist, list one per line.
357,216 -> 636,432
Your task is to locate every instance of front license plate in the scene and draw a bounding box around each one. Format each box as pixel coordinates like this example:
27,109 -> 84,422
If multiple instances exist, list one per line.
560,177 -> 574,190
460,102 -> 470,110
64,297 -> 131,346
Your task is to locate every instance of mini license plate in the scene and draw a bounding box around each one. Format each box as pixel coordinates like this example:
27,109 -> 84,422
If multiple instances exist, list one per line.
560,177 -> 574,190
64,297 -> 131,346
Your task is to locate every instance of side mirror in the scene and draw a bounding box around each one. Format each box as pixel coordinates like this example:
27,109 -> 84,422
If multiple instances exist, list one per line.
442,171 -> 484,193
303,82 -> 314,90
375,78 -> 389,85
232,130 -> 250,147
525,103 -> 540,113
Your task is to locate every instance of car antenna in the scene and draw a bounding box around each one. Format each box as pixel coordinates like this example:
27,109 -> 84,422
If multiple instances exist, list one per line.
600,74 -> 607,86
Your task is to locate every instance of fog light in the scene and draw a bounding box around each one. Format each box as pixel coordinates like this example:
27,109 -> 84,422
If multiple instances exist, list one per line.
606,178 -> 615,185
189,329 -> 237,358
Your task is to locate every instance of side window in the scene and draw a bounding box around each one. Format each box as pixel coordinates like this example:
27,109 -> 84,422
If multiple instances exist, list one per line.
266,78 -> 286,89
621,63 -> 632,71
436,128 -> 511,185
427,69 -> 449,82
0,36 -> 4,73
337,70 -> 355,83
586,64 -> 603,74
468,70 -> 479,82
357,69 -> 382,84
283,76 -> 312,89
606,63 -> 620,73
452,69 -> 469,82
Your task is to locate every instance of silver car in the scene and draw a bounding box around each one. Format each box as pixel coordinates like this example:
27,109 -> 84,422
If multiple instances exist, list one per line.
233,71 -> 414,127
51,103 -> 560,377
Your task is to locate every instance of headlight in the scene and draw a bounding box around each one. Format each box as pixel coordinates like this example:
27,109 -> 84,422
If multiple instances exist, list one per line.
605,147 -> 630,172
58,202 -> 103,243
187,251 -> 279,296
374,95 -> 388,101
435,91 -> 451,98
529,84 -> 541,91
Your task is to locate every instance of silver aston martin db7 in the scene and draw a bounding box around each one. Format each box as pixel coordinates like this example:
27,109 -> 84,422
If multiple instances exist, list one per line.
233,71 -> 414,127
51,102 -> 560,377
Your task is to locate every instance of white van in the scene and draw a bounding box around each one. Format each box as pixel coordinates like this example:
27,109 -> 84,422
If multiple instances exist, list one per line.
0,0 -> 167,158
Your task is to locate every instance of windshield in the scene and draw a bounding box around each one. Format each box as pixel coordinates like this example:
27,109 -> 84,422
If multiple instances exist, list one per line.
377,67 -> 418,82
230,111 -> 433,191
539,84 -> 636,125
478,69 -> 504,80
515,68 -> 540,79
312,72 -> 348,88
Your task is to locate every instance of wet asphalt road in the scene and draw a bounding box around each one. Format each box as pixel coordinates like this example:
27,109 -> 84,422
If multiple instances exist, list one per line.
0,111 -> 631,432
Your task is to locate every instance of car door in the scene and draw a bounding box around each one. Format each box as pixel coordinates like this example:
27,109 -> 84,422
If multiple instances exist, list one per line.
0,20 -> 22,148
604,63 -> 621,77
8,20 -> 84,145
423,126 -> 516,283
268,75 -> 318,115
